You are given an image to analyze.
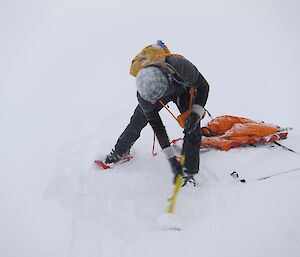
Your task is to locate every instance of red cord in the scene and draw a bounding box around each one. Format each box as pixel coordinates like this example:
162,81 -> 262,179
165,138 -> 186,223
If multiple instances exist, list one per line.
152,133 -> 158,156
152,133 -> 183,156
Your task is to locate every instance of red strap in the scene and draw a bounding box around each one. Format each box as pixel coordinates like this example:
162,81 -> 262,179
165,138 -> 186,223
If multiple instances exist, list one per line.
152,133 -> 183,156
152,133 -> 158,156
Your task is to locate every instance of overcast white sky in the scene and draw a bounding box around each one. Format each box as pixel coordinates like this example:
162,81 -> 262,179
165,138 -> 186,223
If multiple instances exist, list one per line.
0,1 -> 300,256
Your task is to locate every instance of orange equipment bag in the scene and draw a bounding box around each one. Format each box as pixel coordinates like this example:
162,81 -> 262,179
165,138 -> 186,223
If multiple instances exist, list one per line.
201,115 -> 288,151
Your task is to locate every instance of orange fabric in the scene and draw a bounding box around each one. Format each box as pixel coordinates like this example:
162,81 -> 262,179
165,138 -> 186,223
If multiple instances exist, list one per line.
201,115 -> 280,151
177,110 -> 192,128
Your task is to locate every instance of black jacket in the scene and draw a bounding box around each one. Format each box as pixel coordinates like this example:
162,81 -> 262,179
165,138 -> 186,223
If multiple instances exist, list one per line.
137,55 -> 209,150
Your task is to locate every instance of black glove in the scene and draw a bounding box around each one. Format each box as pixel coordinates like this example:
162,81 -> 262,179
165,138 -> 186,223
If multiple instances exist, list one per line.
168,157 -> 183,183
182,174 -> 196,187
184,112 -> 200,134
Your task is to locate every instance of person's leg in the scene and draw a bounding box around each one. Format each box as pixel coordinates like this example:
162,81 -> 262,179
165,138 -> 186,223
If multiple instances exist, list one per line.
175,88 -> 201,174
182,122 -> 201,174
114,105 -> 148,155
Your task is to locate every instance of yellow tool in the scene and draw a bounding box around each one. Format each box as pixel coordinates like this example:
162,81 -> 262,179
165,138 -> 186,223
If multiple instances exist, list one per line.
167,155 -> 185,214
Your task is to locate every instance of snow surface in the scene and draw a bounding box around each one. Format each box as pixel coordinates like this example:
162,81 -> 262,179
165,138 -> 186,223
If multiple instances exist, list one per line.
1,1 -> 300,257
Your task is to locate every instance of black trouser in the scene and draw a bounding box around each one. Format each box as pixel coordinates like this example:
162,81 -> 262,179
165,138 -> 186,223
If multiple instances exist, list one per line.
182,122 -> 201,174
115,105 -> 149,154
114,104 -> 202,174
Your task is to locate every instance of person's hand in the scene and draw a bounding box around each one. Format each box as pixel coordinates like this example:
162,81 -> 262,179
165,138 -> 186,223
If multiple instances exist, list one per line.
168,157 -> 183,183
184,105 -> 205,134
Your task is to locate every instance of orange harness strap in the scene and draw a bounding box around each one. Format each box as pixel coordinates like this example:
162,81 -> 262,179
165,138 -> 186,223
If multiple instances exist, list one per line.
159,101 -> 180,122
159,88 -> 195,128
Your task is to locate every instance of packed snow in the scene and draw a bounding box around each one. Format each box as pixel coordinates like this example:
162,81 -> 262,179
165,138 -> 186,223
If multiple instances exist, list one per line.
1,1 -> 300,257
45,105 -> 300,257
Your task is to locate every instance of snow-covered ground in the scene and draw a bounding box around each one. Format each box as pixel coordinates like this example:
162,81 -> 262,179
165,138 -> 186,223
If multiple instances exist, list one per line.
1,1 -> 300,257
46,105 -> 300,257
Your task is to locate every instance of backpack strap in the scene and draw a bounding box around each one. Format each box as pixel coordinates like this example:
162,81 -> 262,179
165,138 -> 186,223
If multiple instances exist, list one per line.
153,53 -> 184,62
153,54 -> 190,86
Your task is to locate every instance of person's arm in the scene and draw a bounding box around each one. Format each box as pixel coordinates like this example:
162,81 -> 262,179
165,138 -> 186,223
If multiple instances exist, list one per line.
146,111 -> 170,149
167,55 -> 209,109
193,75 -> 209,108
169,56 -> 210,178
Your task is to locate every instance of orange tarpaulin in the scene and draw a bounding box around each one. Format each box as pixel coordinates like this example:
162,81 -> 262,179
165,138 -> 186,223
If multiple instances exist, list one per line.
201,115 -> 286,151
